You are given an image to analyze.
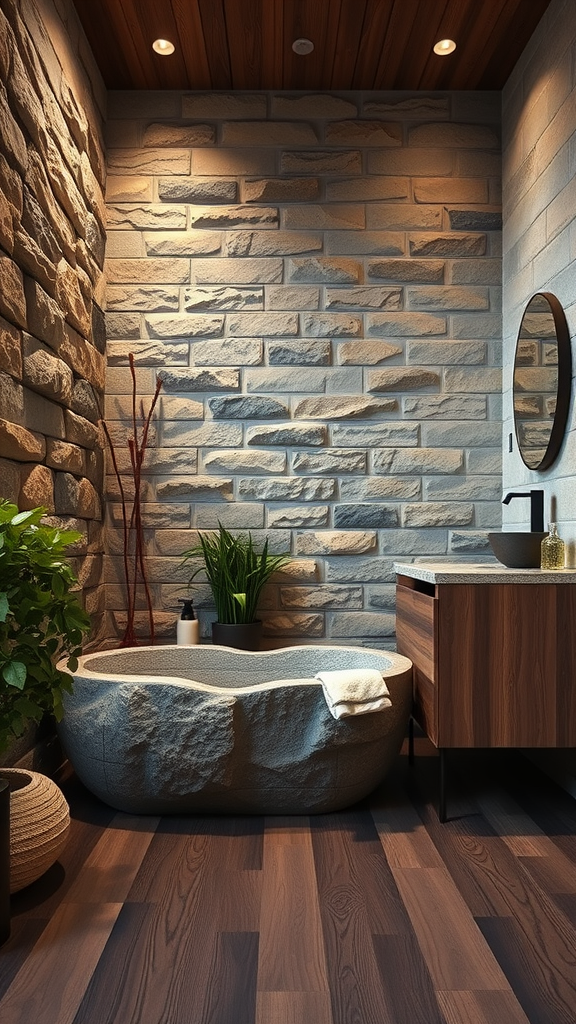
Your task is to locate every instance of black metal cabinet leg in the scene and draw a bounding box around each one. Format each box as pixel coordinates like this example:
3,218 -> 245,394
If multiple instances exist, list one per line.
438,747 -> 447,823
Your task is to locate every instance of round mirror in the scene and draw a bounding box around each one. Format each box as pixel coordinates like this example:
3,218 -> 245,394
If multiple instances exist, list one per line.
513,292 -> 571,471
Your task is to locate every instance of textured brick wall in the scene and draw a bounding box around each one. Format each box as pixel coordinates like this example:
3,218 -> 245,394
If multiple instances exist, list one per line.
0,0 -> 106,629
503,0 -> 576,553
104,89 -> 503,645
503,0 -> 576,792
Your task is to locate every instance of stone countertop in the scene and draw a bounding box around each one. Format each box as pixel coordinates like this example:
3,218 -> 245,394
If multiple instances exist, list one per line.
394,561 -> 576,584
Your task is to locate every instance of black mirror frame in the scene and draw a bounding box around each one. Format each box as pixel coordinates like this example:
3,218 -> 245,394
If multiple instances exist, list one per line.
513,291 -> 572,472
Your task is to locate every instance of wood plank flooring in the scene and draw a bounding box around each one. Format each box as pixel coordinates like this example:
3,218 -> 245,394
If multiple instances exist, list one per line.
2,738 -> 576,1024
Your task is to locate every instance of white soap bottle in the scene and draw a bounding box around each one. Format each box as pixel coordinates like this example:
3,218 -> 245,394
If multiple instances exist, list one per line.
177,598 -> 200,645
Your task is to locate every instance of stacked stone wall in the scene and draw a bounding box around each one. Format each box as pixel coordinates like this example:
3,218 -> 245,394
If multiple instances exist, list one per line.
0,0 -> 106,628
503,0 -> 576,533
502,0 -> 576,791
105,90 -> 503,645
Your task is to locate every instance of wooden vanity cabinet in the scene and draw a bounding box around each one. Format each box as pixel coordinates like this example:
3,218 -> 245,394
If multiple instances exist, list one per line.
396,573 -> 576,749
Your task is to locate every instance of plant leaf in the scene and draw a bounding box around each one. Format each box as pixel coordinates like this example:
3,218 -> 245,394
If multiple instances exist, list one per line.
0,593 -> 9,622
11,509 -> 36,526
3,661 -> 27,690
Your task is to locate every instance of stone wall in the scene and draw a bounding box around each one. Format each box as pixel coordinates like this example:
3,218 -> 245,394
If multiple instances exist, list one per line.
104,89 -> 503,645
503,0 -> 576,792
0,0 -> 106,629
502,0 -> 576,552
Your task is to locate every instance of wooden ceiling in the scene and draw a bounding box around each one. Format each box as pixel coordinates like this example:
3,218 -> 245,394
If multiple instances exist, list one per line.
72,0 -> 552,92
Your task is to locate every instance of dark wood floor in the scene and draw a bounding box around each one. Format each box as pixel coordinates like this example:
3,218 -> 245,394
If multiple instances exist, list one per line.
2,738 -> 576,1024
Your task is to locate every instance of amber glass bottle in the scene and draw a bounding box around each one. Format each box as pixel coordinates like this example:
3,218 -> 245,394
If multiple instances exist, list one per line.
541,523 -> 565,570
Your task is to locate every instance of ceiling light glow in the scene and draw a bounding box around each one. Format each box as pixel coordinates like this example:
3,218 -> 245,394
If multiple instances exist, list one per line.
152,38 -> 175,55
292,38 -> 314,56
433,38 -> 456,56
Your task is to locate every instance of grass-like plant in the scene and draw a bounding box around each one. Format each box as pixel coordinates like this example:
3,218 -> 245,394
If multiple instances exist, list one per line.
0,501 -> 91,753
181,524 -> 290,624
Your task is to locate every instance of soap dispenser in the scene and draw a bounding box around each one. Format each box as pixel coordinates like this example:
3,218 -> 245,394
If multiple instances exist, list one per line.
177,598 -> 200,645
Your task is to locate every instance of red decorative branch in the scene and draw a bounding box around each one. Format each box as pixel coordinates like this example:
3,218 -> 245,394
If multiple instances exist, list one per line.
101,354 -> 162,646
101,418 -> 133,641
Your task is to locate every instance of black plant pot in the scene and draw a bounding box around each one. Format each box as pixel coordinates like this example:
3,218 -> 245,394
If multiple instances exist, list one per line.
211,621 -> 262,651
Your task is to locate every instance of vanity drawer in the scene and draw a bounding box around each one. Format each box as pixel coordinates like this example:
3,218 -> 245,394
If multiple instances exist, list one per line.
395,583 -> 437,685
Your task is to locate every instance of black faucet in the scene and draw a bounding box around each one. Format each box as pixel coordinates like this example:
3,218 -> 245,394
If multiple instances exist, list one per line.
502,490 -> 544,532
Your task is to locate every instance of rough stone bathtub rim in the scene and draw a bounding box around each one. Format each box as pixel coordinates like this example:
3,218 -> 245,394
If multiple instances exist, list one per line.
59,643 -> 413,694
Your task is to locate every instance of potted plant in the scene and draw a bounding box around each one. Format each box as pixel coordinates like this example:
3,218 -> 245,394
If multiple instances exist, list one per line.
0,501 -> 91,753
0,501 -> 91,895
181,523 -> 290,650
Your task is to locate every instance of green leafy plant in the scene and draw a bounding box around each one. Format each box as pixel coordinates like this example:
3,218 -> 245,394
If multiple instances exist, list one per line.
181,524 -> 290,624
0,501 -> 91,753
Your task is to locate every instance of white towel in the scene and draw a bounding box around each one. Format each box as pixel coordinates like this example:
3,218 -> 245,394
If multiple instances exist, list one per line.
315,668 -> 392,720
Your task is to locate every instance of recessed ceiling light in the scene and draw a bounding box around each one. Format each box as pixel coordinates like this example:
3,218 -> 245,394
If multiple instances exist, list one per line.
433,38 -> 456,56
152,38 -> 175,56
292,38 -> 314,56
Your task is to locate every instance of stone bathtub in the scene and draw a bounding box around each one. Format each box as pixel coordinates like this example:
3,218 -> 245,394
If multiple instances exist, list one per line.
58,645 -> 413,814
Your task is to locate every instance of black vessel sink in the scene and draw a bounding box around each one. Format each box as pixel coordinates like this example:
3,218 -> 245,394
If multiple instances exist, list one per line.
487,531 -> 547,568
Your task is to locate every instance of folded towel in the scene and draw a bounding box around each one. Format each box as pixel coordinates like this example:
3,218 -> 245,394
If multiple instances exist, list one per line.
315,668 -> 392,720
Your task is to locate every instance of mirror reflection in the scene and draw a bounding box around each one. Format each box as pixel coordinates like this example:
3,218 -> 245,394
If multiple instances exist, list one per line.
513,292 -> 571,471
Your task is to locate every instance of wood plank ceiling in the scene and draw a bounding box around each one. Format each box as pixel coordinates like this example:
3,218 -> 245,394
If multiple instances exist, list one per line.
72,0 -> 552,92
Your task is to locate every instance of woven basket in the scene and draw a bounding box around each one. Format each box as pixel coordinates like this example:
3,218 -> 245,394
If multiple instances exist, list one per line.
0,769 -> 70,894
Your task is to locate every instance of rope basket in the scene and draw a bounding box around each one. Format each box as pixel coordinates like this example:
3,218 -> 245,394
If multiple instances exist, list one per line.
0,769 -> 70,894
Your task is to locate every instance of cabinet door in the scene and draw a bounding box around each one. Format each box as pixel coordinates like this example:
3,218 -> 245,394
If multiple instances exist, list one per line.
437,583 -> 576,747
396,581 -> 438,744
